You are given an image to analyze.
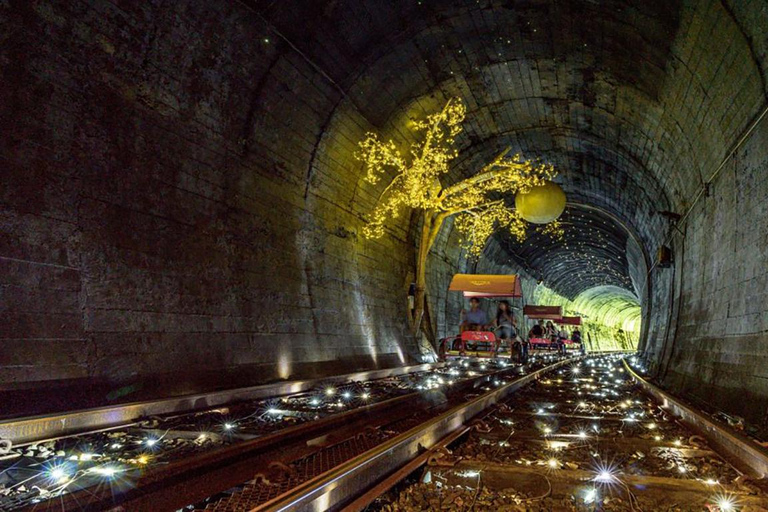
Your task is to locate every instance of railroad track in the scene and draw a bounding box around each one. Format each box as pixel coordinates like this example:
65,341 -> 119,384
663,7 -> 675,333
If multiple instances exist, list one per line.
187,354 -> 588,512
325,354 -> 768,512
0,363 -> 443,445
0,354 -> 573,511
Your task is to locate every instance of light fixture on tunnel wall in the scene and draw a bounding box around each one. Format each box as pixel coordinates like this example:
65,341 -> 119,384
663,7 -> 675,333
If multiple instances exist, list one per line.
514,180 -> 566,224
657,245 -> 673,268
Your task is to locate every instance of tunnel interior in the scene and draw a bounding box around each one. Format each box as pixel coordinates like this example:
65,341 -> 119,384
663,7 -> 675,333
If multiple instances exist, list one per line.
2,0 -> 768,431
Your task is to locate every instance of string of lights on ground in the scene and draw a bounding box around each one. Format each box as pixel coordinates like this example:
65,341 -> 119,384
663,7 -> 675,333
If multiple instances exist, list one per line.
0,356 -> 540,511
370,355 -> 768,512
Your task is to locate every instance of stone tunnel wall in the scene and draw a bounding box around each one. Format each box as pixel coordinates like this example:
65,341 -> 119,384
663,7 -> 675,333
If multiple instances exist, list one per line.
635,0 -> 768,429
4,0 -> 768,432
0,1 -> 422,400
653,119 -> 768,428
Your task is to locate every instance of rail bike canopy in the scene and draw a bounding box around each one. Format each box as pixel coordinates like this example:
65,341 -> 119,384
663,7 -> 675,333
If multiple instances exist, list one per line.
522,305 -> 563,320
448,274 -> 523,298
559,316 -> 582,326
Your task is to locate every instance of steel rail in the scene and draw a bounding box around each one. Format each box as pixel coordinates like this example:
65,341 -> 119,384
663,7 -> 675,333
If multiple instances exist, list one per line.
256,356 -> 582,512
623,358 -> 768,478
22,360 -> 523,512
1,363 -> 440,445
341,426 -> 472,512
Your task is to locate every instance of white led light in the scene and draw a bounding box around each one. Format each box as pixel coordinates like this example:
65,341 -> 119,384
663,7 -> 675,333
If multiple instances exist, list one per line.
717,496 -> 736,511
90,465 -> 121,478
595,470 -> 614,482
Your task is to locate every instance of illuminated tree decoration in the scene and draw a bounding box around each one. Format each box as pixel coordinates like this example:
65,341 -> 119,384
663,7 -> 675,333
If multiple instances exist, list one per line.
356,97 -> 563,340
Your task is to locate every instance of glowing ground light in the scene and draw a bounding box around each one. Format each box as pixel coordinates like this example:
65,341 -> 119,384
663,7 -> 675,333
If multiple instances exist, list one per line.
136,455 -> 150,465
548,458 -> 559,468
325,387 -> 336,396
674,439 -> 682,446
578,431 -> 588,439
310,398 -> 321,406
342,391 -> 352,400
47,466 -> 70,483
713,493 -> 738,511
145,438 -> 158,447
361,393 -> 370,400
223,423 -> 234,431
91,465 -> 121,478
595,470 -> 614,483
584,488 -> 598,504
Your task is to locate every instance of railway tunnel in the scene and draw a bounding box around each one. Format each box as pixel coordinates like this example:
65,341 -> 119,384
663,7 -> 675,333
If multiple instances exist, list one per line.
2,1 -> 768,510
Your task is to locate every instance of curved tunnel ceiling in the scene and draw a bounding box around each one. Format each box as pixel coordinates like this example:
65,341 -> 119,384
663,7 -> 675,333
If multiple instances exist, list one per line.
497,204 -> 635,300
256,0 -> 762,313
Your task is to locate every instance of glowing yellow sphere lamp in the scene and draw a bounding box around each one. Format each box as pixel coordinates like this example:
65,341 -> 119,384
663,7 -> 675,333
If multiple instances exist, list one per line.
514,180 -> 566,224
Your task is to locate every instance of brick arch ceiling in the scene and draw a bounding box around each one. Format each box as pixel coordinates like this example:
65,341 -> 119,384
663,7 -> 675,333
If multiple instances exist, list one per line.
255,0 -> 763,308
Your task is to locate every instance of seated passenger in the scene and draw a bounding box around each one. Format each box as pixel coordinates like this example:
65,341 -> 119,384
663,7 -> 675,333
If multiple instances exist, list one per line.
545,321 -> 556,341
529,320 -> 544,338
557,327 -> 568,355
493,300 -> 516,339
493,300 -> 517,355
460,297 -> 488,332
571,328 -> 582,344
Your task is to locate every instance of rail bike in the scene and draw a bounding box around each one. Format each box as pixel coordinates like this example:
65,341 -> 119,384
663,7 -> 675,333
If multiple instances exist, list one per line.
524,305 -> 583,352
439,274 -> 522,360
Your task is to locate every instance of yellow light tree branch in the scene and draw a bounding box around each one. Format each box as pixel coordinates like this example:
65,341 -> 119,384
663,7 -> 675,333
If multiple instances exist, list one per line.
355,97 -> 561,347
